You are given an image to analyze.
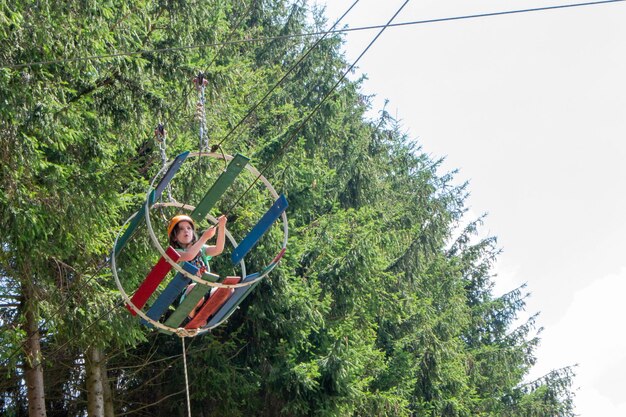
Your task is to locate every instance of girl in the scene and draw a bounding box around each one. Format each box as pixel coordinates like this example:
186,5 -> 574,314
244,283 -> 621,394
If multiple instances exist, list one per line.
168,214 -> 227,272
167,214 -> 227,319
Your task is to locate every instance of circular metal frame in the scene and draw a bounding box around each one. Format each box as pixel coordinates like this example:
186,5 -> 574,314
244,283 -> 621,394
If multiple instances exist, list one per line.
111,151 -> 288,335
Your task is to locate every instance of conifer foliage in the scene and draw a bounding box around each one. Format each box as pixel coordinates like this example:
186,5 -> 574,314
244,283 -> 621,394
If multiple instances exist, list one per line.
0,1 -> 575,416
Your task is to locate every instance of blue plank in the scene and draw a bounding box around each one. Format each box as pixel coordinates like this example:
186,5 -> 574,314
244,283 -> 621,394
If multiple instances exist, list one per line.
205,273 -> 260,328
230,194 -> 288,265
113,151 -> 189,257
141,261 -> 198,327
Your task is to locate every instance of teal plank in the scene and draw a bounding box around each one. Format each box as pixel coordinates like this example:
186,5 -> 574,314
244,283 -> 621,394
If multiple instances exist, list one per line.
114,190 -> 155,257
154,151 -> 189,199
114,151 -> 189,256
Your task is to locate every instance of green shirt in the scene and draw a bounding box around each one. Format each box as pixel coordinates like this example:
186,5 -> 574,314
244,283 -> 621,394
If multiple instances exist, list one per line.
176,244 -> 212,273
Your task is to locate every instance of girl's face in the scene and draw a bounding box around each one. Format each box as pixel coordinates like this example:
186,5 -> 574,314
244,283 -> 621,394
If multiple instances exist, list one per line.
175,221 -> 194,247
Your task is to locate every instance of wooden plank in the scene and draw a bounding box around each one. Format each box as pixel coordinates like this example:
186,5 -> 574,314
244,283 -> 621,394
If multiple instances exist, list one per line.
154,151 -> 189,200
190,153 -> 249,222
185,276 -> 241,329
114,151 -> 189,256
230,194 -> 288,265
127,247 -> 181,315
205,273 -> 260,327
142,262 -> 197,326
202,271 -> 221,282
164,277 -> 210,328
113,190 -> 155,257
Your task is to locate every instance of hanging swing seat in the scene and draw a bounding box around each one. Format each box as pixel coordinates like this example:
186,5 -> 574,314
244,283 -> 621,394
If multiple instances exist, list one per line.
185,276 -> 241,329
112,150 -> 289,336
154,194 -> 287,329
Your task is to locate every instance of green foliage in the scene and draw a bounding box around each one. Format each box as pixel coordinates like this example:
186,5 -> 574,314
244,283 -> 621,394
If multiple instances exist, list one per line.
0,1 -> 575,416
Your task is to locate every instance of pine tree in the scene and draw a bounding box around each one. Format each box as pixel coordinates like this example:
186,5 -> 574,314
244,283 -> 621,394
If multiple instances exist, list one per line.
1,1 -> 575,416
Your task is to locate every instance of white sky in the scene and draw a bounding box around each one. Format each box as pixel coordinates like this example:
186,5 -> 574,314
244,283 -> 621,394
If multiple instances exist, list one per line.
317,1 -> 626,415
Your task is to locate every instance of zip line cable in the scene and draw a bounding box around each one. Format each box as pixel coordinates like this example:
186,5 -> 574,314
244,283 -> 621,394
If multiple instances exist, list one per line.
211,0 -> 361,151
224,0 -> 412,216
2,0 -> 624,71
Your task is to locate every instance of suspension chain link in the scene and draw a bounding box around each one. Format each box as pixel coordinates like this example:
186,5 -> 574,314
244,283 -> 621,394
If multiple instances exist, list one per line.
193,73 -> 210,152
154,123 -> 173,202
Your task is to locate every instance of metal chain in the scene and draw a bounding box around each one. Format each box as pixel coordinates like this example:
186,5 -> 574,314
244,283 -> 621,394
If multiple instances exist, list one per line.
193,73 -> 210,152
154,123 -> 173,202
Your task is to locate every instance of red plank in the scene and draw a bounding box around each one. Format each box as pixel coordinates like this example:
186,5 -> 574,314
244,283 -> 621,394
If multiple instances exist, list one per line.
184,276 -> 241,329
127,247 -> 181,315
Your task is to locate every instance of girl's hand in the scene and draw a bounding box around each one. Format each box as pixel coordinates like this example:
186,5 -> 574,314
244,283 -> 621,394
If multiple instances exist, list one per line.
217,215 -> 227,226
202,226 -> 217,240
204,215 -> 228,257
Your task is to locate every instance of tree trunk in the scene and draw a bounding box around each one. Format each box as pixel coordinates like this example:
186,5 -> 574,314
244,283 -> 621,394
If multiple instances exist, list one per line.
23,283 -> 47,417
102,355 -> 115,417
86,347 -> 105,417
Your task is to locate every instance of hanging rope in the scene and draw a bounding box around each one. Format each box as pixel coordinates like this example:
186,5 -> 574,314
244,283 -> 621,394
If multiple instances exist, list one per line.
181,336 -> 192,417
161,0 -> 259,152
187,73 -> 226,204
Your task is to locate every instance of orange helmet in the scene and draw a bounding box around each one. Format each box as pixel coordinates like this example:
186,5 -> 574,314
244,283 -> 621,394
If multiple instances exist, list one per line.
168,215 -> 195,237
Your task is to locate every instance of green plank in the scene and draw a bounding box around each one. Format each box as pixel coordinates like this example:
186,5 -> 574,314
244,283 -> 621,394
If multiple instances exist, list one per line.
190,153 -> 249,222
202,271 -> 221,282
163,281 -> 211,329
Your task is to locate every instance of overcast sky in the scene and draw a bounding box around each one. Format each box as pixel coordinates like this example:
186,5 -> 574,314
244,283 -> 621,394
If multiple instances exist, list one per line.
317,1 -> 626,415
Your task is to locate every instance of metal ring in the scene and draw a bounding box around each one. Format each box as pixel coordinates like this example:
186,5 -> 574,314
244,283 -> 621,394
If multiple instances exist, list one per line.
143,152 -> 288,289
111,151 -> 288,335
